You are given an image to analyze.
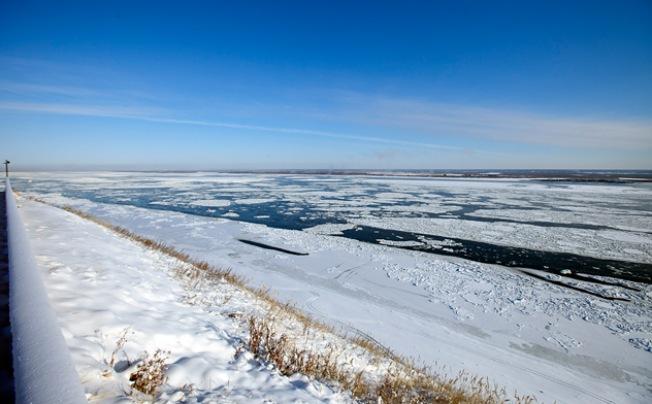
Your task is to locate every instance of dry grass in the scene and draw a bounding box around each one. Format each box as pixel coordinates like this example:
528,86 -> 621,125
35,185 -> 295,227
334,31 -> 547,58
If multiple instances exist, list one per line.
129,350 -> 169,397
49,202 -> 536,403
248,316 -> 339,378
109,327 -> 131,368
246,316 -> 531,404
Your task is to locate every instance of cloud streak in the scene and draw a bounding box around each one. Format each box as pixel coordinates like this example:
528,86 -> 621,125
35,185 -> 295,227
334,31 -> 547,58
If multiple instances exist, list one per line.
0,100 -> 463,151
2,78 -> 651,152
0,81 -> 101,97
333,94 -> 652,150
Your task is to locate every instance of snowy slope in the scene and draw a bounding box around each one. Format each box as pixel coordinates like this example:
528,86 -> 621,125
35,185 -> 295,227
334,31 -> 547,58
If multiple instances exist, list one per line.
18,198 -> 351,403
22,194 -> 652,403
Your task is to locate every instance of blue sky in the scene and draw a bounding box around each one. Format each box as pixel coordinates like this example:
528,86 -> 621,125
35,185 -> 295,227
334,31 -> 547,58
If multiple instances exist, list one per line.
1,0 -> 651,169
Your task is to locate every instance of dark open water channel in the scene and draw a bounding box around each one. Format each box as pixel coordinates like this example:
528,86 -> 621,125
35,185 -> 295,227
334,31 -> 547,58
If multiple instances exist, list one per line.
340,225 -> 651,287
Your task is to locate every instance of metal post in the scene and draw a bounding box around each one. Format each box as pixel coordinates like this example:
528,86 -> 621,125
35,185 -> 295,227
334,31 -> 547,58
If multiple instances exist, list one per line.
4,160 -> 9,178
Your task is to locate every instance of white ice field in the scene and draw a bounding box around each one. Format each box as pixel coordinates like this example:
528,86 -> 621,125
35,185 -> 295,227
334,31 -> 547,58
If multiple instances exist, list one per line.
11,172 -> 652,403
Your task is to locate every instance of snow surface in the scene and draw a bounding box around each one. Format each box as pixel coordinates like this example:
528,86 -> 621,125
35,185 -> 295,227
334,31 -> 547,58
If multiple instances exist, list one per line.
19,198 -> 351,403
468,208 -> 652,233
188,199 -> 232,208
11,172 -> 652,403
21,193 -> 652,403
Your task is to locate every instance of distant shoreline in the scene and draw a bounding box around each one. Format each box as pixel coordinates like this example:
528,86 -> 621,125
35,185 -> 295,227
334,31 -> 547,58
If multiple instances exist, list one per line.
12,169 -> 652,183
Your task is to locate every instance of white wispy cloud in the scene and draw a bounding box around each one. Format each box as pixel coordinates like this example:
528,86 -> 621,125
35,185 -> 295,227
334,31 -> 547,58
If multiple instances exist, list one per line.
140,116 -> 463,150
2,79 -> 650,151
0,78 -> 165,102
0,101 -> 161,119
0,100 -> 462,151
0,81 -> 100,97
331,94 -> 652,149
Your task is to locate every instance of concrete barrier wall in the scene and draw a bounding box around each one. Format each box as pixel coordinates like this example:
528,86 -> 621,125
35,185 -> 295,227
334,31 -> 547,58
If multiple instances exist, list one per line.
5,179 -> 86,404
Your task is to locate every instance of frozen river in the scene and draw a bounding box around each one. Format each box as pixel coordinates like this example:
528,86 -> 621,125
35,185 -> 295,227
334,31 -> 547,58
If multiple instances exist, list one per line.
12,171 -> 652,402
12,171 -> 652,285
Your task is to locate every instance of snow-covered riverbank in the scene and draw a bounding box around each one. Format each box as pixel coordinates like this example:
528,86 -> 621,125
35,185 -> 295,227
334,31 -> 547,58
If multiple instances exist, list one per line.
21,193 -> 652,403
20,198 -> 353,402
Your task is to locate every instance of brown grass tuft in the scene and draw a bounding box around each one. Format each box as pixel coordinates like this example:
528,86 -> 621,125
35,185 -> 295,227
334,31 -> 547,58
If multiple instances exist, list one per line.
129,350 -> 169,397
248,316 -> 344,384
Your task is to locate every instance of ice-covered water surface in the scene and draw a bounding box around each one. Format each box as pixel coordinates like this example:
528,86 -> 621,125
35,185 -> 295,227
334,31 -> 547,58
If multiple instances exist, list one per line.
12,171 -> 652,283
